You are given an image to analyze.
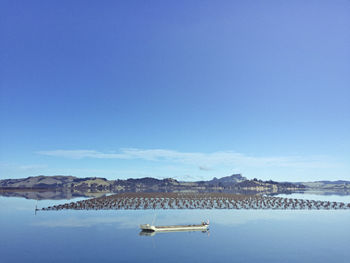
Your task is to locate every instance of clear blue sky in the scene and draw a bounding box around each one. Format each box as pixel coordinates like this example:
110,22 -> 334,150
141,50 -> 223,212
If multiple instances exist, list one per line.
1,0 -> 349,181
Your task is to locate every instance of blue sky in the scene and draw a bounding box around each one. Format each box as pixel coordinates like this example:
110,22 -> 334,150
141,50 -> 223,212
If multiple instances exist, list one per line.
0,0 -> 349,181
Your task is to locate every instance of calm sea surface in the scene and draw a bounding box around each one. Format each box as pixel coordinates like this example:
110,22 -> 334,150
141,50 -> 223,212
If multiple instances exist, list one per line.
1,194 -> 350,263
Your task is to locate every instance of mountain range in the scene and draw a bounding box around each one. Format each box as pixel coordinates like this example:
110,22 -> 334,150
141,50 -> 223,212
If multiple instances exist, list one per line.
1,174 -> 350,201
1,174 -> 348,192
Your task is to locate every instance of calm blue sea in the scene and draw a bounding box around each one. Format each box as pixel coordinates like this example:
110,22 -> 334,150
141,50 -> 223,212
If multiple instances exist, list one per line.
1,195 -> 349,263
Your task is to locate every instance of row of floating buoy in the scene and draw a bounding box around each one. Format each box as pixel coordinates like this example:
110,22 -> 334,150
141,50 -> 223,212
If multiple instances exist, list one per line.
41,193 -> 350,211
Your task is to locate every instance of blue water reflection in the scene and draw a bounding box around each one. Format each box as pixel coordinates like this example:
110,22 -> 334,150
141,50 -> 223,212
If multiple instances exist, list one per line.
1,196 -> 349,263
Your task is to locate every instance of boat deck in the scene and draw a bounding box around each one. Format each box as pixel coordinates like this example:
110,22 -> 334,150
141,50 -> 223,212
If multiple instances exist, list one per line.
140,223 -> 209,232
155,224 -> 204,229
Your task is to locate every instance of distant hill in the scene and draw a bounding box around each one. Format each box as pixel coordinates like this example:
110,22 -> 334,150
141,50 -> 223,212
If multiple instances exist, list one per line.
2,174 -> 349,194
0,175 -> 181,191
204,174 -> 247,186
0,176 -> 110,190
0,173 -> 304,192
301,180 -> 350,190
317,180 -> 350,185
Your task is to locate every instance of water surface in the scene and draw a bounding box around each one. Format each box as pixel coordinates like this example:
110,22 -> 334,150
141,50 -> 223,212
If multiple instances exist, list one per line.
1,195 -> 349,263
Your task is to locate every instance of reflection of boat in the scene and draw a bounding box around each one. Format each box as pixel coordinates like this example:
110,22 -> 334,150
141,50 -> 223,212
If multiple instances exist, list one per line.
139,230 -> 209,236
140,220 -> 209,232
139,230 -> 157,236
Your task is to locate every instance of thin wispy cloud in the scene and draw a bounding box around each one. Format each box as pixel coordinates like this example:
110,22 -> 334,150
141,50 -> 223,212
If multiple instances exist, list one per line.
0,163 -> 48,172
199,166 -> 212,171
37,148 -> 337,169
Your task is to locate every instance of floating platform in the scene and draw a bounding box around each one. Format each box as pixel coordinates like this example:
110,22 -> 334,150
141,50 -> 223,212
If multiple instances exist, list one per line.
41,192 -> 350,210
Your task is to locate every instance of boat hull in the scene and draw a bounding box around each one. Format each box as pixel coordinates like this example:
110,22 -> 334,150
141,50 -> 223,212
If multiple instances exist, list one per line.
140,224 -> 209,232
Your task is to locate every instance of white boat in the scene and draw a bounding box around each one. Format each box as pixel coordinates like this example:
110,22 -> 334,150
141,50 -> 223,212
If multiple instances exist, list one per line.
140,221 -> 209,232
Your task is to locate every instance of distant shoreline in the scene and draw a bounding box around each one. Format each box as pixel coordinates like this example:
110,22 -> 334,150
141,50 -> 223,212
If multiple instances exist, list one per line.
1,174 -> 349,195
